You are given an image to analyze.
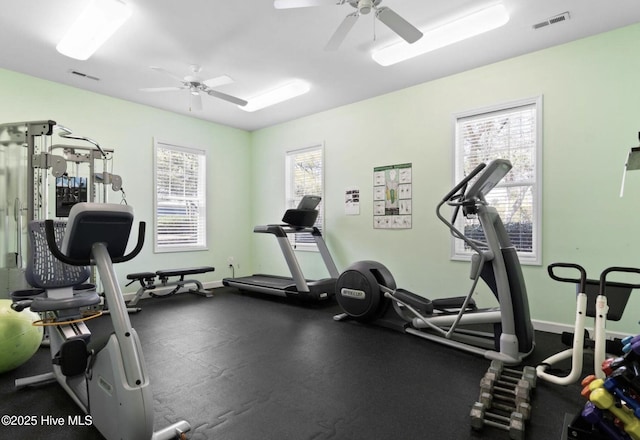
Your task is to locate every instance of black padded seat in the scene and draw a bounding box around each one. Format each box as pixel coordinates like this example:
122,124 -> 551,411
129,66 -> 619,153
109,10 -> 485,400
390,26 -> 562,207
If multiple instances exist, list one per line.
155,266 -> 215,278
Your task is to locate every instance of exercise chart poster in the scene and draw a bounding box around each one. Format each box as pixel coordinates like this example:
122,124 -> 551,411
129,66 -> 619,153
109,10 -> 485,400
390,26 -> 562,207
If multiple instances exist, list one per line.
373,163 -> 412,229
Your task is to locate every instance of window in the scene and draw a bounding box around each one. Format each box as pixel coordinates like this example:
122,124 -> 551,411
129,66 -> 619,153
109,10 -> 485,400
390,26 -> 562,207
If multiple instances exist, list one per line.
453,96 -> 542,264
154,139 -> 207,252
285,144 -> 324,250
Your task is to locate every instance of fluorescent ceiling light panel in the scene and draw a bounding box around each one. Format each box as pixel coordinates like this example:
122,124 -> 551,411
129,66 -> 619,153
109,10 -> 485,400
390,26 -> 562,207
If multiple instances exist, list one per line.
240,80 -> 310,112
56,0 -> 132,60
372,3 -> 510,66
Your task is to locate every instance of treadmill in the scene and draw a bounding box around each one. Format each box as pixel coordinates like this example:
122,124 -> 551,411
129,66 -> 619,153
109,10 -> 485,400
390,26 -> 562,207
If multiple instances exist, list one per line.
222,195 -> 339,301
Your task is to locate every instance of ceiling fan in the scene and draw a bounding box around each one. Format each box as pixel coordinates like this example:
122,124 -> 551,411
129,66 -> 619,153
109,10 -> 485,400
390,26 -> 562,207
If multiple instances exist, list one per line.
140,64 -> 247,111
274,0 -> 423,50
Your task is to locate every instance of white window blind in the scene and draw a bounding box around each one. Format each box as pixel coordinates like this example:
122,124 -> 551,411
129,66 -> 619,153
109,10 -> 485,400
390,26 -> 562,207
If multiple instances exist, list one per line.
154,139 -> 207,252
454,97 -> 542,264
285,144 -> 324,249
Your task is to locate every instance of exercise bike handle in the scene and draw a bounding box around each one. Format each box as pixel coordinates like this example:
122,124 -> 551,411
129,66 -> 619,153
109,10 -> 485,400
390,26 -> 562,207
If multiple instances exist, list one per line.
599,266 -> 640,296
441,162 -> 487,203
44,219 -> 146,266
547,262 -> 587,293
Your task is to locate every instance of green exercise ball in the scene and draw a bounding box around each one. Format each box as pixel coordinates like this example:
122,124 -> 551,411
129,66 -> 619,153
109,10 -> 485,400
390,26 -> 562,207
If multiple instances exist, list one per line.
0,299 -> 43,373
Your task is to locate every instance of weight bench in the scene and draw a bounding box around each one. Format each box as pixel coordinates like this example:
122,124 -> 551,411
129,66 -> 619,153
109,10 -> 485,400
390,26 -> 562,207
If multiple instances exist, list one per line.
126,266 -> 215,309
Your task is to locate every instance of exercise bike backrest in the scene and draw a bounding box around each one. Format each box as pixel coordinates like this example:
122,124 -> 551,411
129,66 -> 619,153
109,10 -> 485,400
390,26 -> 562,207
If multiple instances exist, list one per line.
25,221 -> 91,289
45,203 -> 145,267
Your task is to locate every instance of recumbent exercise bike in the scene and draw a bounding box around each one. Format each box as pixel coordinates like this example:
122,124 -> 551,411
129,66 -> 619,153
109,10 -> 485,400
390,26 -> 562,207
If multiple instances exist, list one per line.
11,203 -> 190,440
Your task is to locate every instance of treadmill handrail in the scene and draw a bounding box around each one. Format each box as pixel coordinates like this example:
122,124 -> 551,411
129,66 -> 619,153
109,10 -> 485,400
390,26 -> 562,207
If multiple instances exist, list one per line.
252,222 -> 340,288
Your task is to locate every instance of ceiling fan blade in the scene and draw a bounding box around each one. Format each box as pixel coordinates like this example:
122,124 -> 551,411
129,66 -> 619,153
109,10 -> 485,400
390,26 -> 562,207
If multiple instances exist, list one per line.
203,75 -> 234,88
140,86 -> 186,92
325,12 -> 359,51
190,93 -> 203,112
149,66 -> 185,82
206,89 -> 248,107
375,7 -> 423,44
274,0 -> 339,9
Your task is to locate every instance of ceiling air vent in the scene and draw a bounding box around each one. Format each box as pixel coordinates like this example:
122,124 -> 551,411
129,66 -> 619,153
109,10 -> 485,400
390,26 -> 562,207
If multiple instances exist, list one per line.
532,12 -> 570,30
69,70 -> 100,81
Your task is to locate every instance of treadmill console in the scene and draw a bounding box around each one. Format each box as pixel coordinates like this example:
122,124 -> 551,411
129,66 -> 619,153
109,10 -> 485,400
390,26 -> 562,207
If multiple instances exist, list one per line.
296,195 -> 321,210
282,195 -> 321,228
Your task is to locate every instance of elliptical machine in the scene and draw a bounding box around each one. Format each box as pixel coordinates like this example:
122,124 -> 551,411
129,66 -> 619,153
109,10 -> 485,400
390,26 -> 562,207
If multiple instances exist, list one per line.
334,159 -> 535,365
11,203 -> 190,440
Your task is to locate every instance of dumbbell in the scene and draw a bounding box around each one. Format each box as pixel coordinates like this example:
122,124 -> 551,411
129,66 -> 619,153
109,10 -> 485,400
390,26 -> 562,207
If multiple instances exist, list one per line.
604,377 -> 640,418
581,401 -> 630,440
489,360 -> 537,388
603,357 -> 626,377
478,391 -> 532,420
580,375 -> 603,400
480,375 -> 531,407
611,365 -> 640,398
589,387 -> 640,440
622,335 -> 640,355
484,371 -> 530,393
470,401 -> 525,440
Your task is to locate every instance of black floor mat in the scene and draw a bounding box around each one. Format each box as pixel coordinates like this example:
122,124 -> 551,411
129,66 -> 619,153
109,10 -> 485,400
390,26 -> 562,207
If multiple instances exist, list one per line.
0,287 -> 587,439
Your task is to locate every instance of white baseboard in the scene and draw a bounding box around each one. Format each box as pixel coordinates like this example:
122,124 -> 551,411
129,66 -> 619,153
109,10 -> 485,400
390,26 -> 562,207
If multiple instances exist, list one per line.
532,319 -> 631,340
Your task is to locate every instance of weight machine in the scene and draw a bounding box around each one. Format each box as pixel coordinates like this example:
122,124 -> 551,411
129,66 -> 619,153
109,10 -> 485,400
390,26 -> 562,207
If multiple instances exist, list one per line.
0,120 -> 124,298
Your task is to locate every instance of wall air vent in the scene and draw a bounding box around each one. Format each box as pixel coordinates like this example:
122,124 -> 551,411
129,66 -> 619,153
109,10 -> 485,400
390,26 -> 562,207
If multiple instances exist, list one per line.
69,70 -> 100,81
533,12 -> 570,30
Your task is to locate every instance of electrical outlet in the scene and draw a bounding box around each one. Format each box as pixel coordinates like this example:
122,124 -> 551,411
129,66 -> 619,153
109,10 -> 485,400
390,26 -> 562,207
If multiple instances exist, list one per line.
227,256 -> 234,265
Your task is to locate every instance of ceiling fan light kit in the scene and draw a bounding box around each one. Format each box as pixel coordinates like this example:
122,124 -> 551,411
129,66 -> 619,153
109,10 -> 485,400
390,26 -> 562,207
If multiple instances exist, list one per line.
240,80 -> 311,112
371,3 -> 510,66
357,0 -> 374,15
56,0 -> 132,60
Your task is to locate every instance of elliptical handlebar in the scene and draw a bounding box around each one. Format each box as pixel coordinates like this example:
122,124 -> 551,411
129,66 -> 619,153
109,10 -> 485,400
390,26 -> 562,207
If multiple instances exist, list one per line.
436,162 -> 491,255
44,219 -> 146,266
441,162 -> 487,203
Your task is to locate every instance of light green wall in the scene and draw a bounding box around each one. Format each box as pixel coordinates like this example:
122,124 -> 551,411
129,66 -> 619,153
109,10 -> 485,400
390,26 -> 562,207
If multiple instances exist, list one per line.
250,23 -> 640,334
0,68 -> 253,291
3,22 -> 640,333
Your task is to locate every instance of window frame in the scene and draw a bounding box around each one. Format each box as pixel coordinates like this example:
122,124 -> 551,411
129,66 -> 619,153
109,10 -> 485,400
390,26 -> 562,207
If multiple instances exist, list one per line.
451,96 -> 543,265
153,138 -> 208,253
285,142 -> 325,252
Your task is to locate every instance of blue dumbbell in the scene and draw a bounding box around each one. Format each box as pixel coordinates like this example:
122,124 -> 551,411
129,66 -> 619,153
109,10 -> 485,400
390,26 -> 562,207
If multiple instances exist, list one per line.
604,377 -> 640,418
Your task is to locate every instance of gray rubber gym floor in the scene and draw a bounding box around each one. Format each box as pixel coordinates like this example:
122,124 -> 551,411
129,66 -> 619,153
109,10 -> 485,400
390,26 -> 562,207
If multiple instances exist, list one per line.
1,287 -> 586,439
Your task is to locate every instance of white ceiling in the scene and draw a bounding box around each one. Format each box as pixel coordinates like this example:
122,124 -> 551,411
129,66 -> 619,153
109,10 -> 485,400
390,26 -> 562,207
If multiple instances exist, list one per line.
2,0 -> 640,131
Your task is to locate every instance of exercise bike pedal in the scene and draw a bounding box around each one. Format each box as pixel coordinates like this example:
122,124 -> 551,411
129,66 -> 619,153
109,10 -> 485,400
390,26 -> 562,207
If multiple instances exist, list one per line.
53,338 -> 89,377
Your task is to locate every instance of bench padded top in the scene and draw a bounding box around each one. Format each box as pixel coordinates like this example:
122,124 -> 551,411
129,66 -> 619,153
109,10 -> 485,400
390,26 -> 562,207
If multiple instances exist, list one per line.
128,266 -> 215,280
156,266 -> 215,277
